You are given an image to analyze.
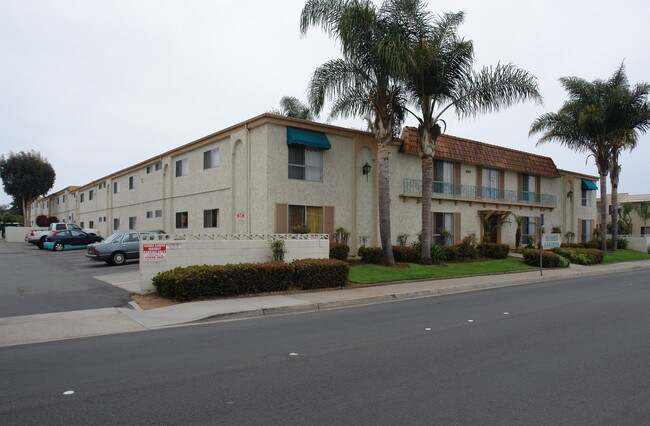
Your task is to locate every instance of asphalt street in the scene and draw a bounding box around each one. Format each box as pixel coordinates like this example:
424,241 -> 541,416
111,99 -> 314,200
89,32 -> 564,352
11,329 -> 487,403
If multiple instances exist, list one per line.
1,269 -> 649,425
0,241 -> 133,317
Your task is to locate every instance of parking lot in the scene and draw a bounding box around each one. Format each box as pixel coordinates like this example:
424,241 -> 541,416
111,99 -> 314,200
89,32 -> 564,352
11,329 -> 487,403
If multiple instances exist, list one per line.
0,240 -> 135,317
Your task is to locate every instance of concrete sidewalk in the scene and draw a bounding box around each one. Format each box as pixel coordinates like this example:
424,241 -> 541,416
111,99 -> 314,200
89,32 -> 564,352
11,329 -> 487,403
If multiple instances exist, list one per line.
2,259 -> 650,347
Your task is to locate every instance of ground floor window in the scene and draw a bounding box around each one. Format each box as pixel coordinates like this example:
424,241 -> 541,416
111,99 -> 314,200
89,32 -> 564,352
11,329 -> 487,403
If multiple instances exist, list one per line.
113,218 -> 120,230
203,209 -> 219,228
433,212 -> 454,246
155,210 -> 162,218
642,226 -> 650,236
175,212 -> 188,229
581,219 -> 593,243
522,217 -> 537,245
129,216 -> 137,230
288,205 -> 323,233
89,220 -> 94,228
146,211 -> 153,218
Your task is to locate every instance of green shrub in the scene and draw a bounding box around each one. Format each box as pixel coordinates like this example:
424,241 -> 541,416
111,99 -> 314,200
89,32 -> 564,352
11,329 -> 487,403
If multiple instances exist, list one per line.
152,259 -> 349,301
291,224 -> 309,234
522,249 -> 568,268
606,238 -> 628,250
292,259 -> 349,290
358,246 -> 383,264
582,240 -> 601,249
392,245 -> 419,263
430,244 -> 447,264
561,243 -> 581,248
457,234 -> 479,260
329,242 -> 350,261
477,243 -> 510,259
441,245 -> 458,261
551,247 -> 604,265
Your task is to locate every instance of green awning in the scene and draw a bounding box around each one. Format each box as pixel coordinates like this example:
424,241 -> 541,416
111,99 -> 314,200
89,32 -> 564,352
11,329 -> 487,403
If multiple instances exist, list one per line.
287,127 -> 331,149
581,179 -> 598,190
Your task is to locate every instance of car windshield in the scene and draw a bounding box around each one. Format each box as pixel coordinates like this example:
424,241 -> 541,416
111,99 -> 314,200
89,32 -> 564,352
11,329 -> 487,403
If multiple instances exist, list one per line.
104,233 -> 123,243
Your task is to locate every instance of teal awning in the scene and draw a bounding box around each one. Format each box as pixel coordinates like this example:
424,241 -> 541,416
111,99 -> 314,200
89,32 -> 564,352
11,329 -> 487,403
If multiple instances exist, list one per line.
581,179 -> 598,190
287,127 -> 331,149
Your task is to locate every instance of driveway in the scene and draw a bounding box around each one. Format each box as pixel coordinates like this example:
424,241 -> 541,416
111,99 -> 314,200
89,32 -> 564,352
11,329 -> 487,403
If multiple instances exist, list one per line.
0,241 -> 133,317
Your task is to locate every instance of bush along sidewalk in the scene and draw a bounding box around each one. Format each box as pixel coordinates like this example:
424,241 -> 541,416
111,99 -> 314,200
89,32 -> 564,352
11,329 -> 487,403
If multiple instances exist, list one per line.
152,259 -> 349,302
522,248 -> 569,268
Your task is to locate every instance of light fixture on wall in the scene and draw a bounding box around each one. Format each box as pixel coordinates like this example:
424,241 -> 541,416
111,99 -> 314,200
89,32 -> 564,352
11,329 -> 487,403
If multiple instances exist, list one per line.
567,190 -> 573,201
362,162 -> 372,182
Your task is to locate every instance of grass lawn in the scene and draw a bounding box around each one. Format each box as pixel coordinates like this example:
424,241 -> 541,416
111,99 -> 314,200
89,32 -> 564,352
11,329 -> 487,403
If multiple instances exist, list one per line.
603,249 -> 650,264
349,257 -> 537,285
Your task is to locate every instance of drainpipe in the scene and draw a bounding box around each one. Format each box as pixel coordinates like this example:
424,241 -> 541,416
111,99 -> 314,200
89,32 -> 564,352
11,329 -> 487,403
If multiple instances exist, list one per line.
246,123 -> 251,233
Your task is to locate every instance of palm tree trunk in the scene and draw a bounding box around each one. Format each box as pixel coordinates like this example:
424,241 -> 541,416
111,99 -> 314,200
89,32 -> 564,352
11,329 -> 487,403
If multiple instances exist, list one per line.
376,130 -> 395,266
599,173 -> 608,251
420,155 -> 433,264
610,157 -> 620,250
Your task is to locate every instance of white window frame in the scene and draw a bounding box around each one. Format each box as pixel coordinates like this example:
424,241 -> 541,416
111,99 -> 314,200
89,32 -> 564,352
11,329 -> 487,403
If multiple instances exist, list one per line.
175,159 -> 189,177
203,148 -> 221,170
203,209 -> 219,228
288,145 -> 323,182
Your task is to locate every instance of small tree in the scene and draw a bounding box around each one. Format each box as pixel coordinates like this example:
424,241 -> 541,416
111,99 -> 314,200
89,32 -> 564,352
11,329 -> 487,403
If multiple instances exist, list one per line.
514,215 -> 523,252
636,202 -> 650,234
0,151 -> 55,226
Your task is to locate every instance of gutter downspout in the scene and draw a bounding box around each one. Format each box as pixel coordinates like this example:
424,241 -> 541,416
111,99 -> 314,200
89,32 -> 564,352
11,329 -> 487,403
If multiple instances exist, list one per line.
246,123 -> 251,233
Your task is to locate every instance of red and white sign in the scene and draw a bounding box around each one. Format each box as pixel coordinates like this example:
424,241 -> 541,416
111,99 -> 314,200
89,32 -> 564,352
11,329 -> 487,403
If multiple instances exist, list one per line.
236,212 -> 245,225
142,243 -> 167,262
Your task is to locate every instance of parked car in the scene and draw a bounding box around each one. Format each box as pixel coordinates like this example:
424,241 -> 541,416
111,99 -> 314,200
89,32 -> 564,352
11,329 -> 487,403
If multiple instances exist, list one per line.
85,230 -> 165,265
43,229 -> 103,251
26,222 -> 101,249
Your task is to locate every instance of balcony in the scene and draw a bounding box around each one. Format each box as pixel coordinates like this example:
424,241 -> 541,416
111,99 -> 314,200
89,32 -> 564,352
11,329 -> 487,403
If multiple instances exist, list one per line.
402,179 -> 557,208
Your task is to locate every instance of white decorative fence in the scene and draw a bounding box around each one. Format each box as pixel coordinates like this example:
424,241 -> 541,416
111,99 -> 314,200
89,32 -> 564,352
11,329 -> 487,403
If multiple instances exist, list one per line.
139,233 -> 330,293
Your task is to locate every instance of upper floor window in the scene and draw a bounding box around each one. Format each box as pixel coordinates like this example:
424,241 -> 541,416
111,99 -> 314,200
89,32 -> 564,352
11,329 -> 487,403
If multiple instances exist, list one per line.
203,148 -> 221,169
288,145 -> 323,182
113,181 -> 120,194
522,174 -> 538,202
62,195 -> 65,203
433,160 -> 454,194
129,175 -> 137,190
89,190 -> 94,201
581,188 -> 592,207
482,168 -> 500,199
175,159 -> 188,177
80,193 -> 84,203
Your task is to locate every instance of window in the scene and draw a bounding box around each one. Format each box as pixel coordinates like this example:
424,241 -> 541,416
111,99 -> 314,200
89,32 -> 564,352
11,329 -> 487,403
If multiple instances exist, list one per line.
80,193 -> 84,203
62,195 -> 65,203
482,168 -> 500,199
146,165 -> 152,174
522,174 -> 537,202
98,182 -> 106,190
288,145 -> 323,182
175,212 -> 188,229
57,197 -> 60,205
641,226 -> 650,236
203,148 -> 221,169
89,220 -> 94,228
80,222 -> 84,228
155,161 -> 162,171
129,176 -> 137,190
89,190 -> 94,201
203,209 -> 219,228
155,210 -> 162,218
113,181 -> 120,194
581,219 -> 593,243
98,217 -> 103,223
175,159 -> 188,177
129,216 -> 137,230
113,218 -> 120,230
146,211 -> 153,218
433,212 -> 454,245
288,205 -> 323,233
434,160 -> 454,194
523,217 -> 537,243
581,188 -> 592,207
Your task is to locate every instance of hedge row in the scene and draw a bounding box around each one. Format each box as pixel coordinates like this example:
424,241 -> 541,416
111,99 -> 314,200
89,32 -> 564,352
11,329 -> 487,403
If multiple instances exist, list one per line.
477,243 -> 510,259
152,259 -> 349,301
358,242 -> 508,264
329,242 -> 350,261
562,238 -> 628,250
522,249 -> 569,268
550,247 -> 604,265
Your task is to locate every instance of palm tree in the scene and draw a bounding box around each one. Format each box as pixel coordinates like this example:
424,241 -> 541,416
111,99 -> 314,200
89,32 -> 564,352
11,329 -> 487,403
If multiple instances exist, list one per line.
530,77 -> 616,251
400,9 -> 541,263
270,96 -> 316,120
300,0 -> 410,266
604,65 -> 650,249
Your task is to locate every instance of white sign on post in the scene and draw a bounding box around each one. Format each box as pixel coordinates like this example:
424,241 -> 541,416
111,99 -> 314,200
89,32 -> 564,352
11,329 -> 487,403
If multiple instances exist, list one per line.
542,234 -> 562,249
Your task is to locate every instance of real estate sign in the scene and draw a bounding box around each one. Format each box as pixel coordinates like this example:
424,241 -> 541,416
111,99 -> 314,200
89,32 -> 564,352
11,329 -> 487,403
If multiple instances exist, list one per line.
142,243 -> 167,261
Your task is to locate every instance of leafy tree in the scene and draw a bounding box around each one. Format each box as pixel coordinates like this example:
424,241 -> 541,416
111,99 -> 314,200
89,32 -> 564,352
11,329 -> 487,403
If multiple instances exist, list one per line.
0,151 -> 55,226
604,65 -> 650,248
636,201 -> 650,234
270,96 -> 316,120
530,76 -> 616,251
300,0 -> 410,265
400,9 -> 541,263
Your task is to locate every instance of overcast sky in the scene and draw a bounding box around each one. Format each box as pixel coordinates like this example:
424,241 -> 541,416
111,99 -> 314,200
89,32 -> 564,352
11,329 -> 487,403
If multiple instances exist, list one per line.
1,0 -> 649,208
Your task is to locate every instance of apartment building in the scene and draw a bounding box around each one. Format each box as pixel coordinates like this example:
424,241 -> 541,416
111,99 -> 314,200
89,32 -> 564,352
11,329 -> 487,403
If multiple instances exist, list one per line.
28,113 -> 598,250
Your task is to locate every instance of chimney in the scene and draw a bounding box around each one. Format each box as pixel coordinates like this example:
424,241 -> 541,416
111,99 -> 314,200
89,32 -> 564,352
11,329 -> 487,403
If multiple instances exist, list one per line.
399,127 -> 419,154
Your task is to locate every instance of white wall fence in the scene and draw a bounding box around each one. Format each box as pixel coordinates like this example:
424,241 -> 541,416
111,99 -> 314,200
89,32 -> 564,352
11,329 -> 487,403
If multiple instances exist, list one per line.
139,233 -> 330,293
624,236 -> 650,253
3,227 -> 43,243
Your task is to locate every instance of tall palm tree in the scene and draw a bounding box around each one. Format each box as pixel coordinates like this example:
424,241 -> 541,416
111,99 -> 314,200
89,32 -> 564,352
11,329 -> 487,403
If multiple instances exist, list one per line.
300,0 -> 410,265
604,65 -> 650,249
270,96 -> 316,120
401,9 -> 541,263
530,77 -> 615,251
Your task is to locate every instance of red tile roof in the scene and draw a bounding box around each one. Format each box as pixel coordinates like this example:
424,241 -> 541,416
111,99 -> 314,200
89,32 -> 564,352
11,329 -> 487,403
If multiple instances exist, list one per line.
400,127 -> 561,178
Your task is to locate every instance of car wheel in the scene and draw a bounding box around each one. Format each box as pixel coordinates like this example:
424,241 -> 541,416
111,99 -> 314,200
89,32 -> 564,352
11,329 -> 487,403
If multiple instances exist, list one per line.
53,242 -> 64,251
111,252 -> 126,266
